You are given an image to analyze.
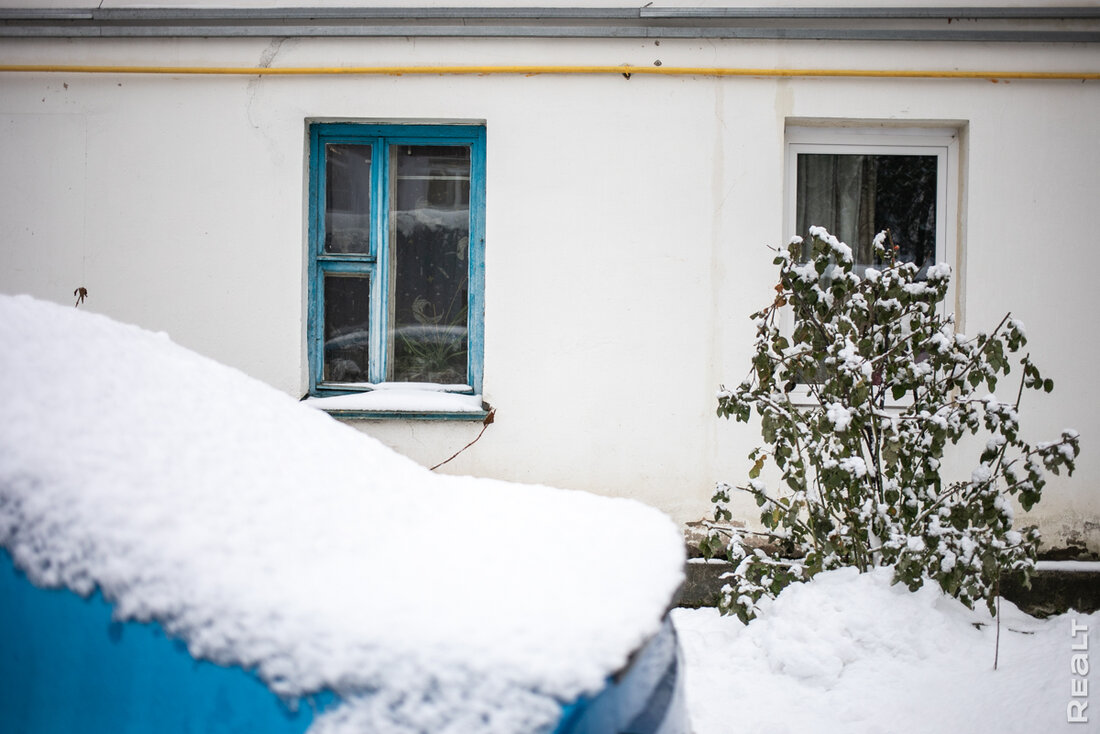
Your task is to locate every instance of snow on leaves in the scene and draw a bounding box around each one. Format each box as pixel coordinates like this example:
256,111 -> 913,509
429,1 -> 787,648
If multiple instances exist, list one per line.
708,228 -> 1080,623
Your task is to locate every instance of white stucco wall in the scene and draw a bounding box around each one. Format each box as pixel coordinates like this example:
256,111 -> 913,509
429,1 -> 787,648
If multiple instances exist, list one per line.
1,31 -> 1097,552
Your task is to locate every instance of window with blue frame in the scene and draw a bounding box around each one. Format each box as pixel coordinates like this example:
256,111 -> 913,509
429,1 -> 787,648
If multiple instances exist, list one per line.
308,123 -> 485,397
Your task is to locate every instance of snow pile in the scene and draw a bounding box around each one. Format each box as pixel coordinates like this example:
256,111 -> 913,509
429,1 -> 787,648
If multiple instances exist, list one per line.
0,295 -> 685,733
674,567 -> 1098,734
303,387 -> 485,414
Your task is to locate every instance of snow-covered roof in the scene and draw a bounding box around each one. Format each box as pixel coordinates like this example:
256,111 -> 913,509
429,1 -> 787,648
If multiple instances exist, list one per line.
0,294 -> 685,733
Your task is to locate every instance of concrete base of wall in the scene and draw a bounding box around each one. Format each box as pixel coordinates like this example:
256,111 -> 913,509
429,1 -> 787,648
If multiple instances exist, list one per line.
679,559 -> 1100,617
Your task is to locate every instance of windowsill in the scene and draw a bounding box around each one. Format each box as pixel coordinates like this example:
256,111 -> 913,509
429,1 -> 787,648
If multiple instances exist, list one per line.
303,386 -> 489,421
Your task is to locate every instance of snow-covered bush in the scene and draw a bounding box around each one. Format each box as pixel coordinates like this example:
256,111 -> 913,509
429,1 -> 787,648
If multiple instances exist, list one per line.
704,227 -> 1079,623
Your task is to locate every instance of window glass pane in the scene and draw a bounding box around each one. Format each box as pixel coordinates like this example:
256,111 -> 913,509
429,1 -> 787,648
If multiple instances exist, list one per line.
323,274 -> 371,382
796,154 -> 937,270
388,145 -> 471,385
325,144 -> 372,254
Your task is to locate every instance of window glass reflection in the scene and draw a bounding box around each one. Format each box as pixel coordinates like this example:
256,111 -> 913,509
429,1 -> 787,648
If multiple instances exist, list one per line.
325,144 -> 373,255
324,274 -> 371,382
796,154 -> 937,271
389,145 -> 471,384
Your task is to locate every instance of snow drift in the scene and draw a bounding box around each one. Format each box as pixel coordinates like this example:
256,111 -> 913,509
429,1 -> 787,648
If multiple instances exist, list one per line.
0,294 -> 685,733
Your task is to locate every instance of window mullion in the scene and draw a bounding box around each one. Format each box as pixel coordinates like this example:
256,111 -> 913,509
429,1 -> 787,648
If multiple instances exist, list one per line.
309,130 -> 326,392
466,133 -> 486,394
370,137 -> 389,385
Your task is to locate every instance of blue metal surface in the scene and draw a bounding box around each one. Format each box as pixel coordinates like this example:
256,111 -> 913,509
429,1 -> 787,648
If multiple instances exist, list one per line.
2,541 -> 686,734
0,550 -> 329,734
554,616 -> 689,734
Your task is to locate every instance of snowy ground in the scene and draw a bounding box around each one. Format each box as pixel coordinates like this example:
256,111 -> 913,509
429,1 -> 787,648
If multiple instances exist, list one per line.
672,566 -> 1097,734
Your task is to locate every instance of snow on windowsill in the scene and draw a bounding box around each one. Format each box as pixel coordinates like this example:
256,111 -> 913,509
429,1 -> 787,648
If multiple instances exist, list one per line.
303,384 -> 487,418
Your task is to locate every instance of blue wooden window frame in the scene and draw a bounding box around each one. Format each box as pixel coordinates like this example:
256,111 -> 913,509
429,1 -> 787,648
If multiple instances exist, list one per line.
308,123 -> 486,398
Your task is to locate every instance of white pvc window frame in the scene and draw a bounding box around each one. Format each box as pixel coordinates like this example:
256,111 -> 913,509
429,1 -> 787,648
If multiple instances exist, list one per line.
783,124 -> 961,405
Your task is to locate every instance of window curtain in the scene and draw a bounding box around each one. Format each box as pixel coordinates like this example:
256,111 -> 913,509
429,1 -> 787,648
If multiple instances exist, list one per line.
796,155 -> 877,266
